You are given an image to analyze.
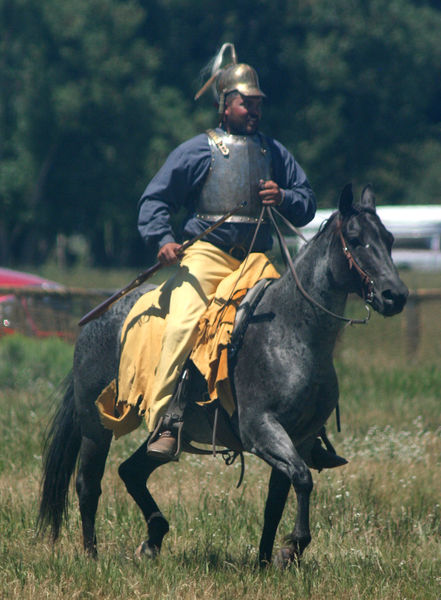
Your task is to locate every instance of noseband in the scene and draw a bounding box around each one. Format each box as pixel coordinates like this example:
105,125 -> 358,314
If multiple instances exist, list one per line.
335,217 -> 375,304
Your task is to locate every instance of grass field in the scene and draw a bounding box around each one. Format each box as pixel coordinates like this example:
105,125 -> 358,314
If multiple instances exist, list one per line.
0,268 -> 440,599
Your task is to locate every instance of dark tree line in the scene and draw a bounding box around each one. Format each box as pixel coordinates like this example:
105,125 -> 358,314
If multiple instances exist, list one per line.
1,0 -> 441,267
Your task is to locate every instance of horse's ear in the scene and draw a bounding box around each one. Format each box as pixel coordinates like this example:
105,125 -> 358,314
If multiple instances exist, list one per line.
359,184 -> 376,212
338,183 -> 354,216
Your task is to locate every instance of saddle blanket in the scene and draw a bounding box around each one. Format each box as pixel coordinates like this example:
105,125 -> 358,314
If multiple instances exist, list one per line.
96,253 -> 280,438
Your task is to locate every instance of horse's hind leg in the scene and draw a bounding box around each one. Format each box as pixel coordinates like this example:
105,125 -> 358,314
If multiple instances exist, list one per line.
75,430 -> 112,556
118,440 -> 169,558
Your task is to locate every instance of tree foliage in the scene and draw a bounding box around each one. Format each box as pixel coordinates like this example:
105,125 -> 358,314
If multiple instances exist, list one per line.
1,0 -> 441,266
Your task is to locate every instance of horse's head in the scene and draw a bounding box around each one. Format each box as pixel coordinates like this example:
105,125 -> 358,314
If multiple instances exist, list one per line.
336,183 -> 408,317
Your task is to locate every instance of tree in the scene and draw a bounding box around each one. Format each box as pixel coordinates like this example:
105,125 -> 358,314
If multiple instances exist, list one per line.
1,0 -> 441,267
0,0 -> 192,265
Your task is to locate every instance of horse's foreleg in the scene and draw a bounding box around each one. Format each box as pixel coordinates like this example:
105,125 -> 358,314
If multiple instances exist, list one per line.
276,468 -> 312,568
241,417 -> 313,567
75,431 -> 112,556
259,467 -> 291,567
118,440 -> 169,559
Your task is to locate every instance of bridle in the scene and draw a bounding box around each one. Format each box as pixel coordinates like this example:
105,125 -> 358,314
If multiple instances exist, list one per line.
335,217 -> 375,305
267,208 -> 373,326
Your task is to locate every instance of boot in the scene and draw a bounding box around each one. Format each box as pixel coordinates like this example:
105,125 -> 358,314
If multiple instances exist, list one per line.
146,427 -> 180,462
146,369 -> 189,462
310,437 -> 348,472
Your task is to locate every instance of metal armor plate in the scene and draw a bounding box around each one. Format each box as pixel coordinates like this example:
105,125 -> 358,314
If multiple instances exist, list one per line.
196,131 -> 272,222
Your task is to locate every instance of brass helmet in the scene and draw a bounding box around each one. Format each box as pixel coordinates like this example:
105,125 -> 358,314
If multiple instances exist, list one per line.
195,43 -> 265,113
216,63 -> 265,112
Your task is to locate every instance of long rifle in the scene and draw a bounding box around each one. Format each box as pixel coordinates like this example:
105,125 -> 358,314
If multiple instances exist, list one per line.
78,201 -> 247,326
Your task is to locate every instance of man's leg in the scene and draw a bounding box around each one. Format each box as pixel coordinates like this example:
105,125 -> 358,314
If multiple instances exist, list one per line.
146,241 -> 240,460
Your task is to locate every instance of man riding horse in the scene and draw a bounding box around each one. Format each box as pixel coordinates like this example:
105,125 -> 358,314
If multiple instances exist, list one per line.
139,43 -> 346,469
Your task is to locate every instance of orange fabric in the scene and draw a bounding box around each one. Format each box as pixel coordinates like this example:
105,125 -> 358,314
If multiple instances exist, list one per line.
191,252 -> 279,415
95,253 -> 279,437
95,379 -> 143,439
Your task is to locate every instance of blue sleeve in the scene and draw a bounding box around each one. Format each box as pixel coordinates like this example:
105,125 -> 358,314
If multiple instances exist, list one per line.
137,134 -> 211,249
267,137 -> 317,227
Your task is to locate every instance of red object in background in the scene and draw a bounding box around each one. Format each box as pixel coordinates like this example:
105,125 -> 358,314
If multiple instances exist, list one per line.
0,267 -> 69,338
0,267 -> 62,289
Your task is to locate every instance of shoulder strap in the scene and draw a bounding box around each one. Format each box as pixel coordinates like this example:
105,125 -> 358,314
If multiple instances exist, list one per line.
206,129 -> 230,157
257,132 -> 270,154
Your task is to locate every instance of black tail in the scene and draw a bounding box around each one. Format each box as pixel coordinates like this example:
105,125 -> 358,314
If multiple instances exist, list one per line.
37,372 -> 82,541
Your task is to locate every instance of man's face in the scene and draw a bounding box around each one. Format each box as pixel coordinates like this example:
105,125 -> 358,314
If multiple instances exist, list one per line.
223,94 -> 262,135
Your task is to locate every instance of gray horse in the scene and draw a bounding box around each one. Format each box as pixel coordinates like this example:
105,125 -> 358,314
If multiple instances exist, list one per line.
38,184 -> 408,567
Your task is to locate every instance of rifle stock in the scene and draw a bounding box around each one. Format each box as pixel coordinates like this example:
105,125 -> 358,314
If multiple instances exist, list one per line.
78,200 -> 247,326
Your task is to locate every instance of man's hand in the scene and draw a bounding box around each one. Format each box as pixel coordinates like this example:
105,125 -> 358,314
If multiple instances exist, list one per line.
157,242 -> 182,265
259,179 -> 284,206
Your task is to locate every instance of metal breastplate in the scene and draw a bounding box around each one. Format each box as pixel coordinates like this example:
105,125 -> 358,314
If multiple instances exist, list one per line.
196,130 -> 272,222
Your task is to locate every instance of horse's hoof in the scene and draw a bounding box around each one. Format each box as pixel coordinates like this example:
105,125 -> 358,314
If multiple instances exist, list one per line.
273,547 -> 300,569
134,540 -> 160,560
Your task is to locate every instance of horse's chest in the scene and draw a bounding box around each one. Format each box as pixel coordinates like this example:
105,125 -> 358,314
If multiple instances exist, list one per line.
236,320 -> 337,434
278,375 -> 321,416
265,357 -> 337,438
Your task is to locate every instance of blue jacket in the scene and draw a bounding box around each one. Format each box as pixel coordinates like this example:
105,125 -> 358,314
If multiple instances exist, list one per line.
138,128 -> 316,253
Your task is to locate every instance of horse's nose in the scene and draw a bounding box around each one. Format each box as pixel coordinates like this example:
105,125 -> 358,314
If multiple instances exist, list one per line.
382,285 -> 408,315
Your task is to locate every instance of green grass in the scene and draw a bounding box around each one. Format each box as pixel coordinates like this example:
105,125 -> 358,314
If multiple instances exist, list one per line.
0,279 -> 440,599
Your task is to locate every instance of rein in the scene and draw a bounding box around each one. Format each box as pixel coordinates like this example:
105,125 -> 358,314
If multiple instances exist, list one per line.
267,208 -> 371,326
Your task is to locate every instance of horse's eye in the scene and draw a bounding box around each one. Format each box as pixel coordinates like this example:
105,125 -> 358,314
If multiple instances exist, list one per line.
347,234 -> 362,247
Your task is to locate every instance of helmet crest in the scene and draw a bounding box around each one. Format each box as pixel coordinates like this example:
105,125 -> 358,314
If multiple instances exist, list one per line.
195,43 -> 265,114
